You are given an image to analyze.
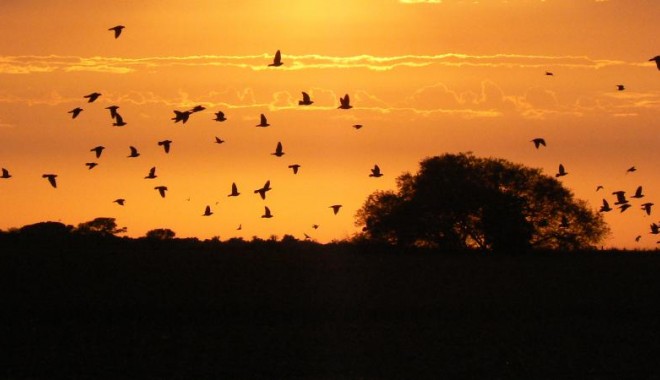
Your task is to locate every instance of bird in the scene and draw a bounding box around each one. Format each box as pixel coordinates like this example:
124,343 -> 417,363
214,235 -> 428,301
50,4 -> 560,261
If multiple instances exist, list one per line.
85,162 -> 98,170
172,110 -> 192,124
1,168 -> 11,179
641,203 -> 654,216
612,191 -> 628,205
42,174 -> 57,188
338,94 -> 352,109
158,140 -> 172,154
262,206 -> 273,218
545,71 -> 554,76
215,137 -> 225,144
203,205 -> 213,216
69,107 -> 83,119
190,105 -> 206,113
228,182 -> 240,197
108,25 -> 125,39
304,233 -> 311,240
268,50 -> 283,67
618,204 -> 631,213
154,186 -> 168,198
213,111 -> 227,122
330,204 -> 342,215
83,92 -> 102,103
254,180 -> 272,200
299,92 -> 313,106
369,165 -> 383,177
649,56 -> 660,70
352,124 -> 363,130
256,113 -> 270,127
237,224 -> 242,231
90,146 -> 105,158
113,199 -> 125,206
531,138 -> 546,149
651,223 -> 660,235
272,142 -> 284,157
113,113 -> 126,127
631,186 -> 644,199
312,224 -> 319,229
127,146 -> 140,158
106,105 -> 119,119
635,235 -> 642,242
555,164 -> 568,177
617,84 -> 625,91
596,185 -> 604,192
144,167 -> 157,179
288,164 -> 301,174
599,199 -> 612,212
626,166 -> 636,174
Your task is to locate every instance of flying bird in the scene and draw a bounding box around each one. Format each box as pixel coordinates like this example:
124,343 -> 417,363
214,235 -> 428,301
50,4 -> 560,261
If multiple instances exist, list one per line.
106,105 -> 119,119
545,71 -> 554,76
312,224 -> 319,229
617,84 -> 625,91
649,56 -> 660,70
108,25 -> 125,39
596,185 -> 604,192
626,166 -> 637,174
69,107 -> 83,119
268,50 -> 283,67
299,92 -> 313,106
90,146 -> 105,158
144,167 -> 157,179
154,186 -> 168,198
256,113 -> 270,127
172,110 -> 192,124
237,224 -> 242,231
262,206 -> 273,218
214,111 -> 227,122
158,140 -> 172,154
127,146 -> 140,158
114,198 -> 125,206
85,162 -> 98,170
84,92 -> 102,103
288,164 -> 301,174
190,105 -> 206,113
635,235 -> 642,242
641,202 -> 654,216
1,168 -> 11,179
203,205 -> 213,216
272,142 -> 284,157
369,165 -> 383,178
228,182 -> 240,197
619,204 -> 632,213
254,180 -> 272,200
113,113 -> 127,127
42,174 -> 57,188
612,191 -> 628,205
352,124 -> 363,130
555,164 -> 568,177
531,138 -> 546,149
651,223 -> 660,235
215,137 -> 225,144
329,204 -> 342,215
338,94 -> 352,109
631,186 -> 644,199
599,199 -> 612,212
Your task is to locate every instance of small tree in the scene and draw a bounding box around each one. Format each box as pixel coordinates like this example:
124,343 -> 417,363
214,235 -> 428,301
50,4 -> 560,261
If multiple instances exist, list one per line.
145,228 -> 176,240
76,217 -> 127,237
356,153 -> 609,252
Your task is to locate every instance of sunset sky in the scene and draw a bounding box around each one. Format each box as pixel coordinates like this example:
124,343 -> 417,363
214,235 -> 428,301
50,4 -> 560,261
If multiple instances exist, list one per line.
0,0 -> 658,248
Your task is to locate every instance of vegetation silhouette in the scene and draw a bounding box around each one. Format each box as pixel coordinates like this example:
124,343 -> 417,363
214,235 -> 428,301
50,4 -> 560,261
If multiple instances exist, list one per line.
356,153 -> 608,252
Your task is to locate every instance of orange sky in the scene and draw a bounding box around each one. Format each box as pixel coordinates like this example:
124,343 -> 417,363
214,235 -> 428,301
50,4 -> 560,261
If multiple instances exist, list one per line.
0,0 -> 659,248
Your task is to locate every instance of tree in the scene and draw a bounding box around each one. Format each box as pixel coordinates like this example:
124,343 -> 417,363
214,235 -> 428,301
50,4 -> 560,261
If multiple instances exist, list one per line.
76,217 -> 127,237
355,153 -> 609,252
145,228 -> 176,240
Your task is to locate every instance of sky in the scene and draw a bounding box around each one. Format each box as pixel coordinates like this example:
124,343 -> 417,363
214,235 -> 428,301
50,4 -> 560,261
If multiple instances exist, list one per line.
0,0 -> 659,248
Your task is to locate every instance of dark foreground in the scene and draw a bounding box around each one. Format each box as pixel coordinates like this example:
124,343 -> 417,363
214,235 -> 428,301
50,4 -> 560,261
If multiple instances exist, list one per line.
2,240 -> 659,379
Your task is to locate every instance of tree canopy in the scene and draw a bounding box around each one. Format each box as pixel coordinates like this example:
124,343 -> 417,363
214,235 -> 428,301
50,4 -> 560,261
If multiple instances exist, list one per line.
355,153 -> 609,252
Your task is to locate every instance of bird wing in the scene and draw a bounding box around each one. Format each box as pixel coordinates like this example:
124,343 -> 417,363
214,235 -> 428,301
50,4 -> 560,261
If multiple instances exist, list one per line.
274,50 -> 281,64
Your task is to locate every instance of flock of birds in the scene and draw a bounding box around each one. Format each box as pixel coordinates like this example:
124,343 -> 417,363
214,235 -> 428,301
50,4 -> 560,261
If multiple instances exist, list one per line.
2,25 -> 660,245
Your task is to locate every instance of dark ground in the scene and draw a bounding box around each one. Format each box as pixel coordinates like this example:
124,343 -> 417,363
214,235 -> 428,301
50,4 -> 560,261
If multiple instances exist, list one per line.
2,240 -> 659,379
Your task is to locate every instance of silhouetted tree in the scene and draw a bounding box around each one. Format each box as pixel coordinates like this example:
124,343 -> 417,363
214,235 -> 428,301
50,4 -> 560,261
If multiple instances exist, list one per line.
356,153 -> 609,252
145,228 -> 176,240
75,217 -> 126,237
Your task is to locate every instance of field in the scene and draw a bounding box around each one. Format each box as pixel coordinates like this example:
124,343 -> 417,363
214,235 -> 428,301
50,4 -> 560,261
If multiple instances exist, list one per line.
2,239 -> 659,379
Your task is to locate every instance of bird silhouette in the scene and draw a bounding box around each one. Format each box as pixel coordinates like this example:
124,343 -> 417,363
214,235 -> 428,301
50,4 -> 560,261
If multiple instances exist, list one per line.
635,235 -> 642,242
545,71 -> 554,76
618,204 -> 631,213
599,199 -> 612,212
113,113 -> 126,127
304,233 -> 311,240
190,105 -> 206,113
256,113 -> 270,127
84,92 -> 102,103
288,164 -> 301,174
352,124 -> 363,130
90,146 -> 105,158
555,164 -> 568,177
215,137 -> 225,144
299,92 -> 313,106
262,206 -> 273,218
626,166 -> 636,174
106,105 -> 119,119
651,223 -> 660,235
69,107 -> 83,119
612,191 -> 628,205
228,182 -> 240,197
617,85 -> 625,91
127,146 -> 140,158
113,198 -> 125,206
158,140 -> 172,154
214,111 -> 227,122
203,205 -> 213,216
154,186 -> 168,198
631,186 -> 644,199
641,202 -> 654,216
1,168 -> 11,179
254,180 -> 272,200
369,165 -> 383,177
338,94 -> 352,109
312,224 -> 319,229
268,50 -> 283,67
649,56 -> 660,70
42,174 -> 57,188
330,204 -> 342,215
108,25 -> 125,39
272,142 -> 284,157
237,224 -> 242,230
172,110 -> 192,124
85,162 -> 98,170
596,185 -> 604,192
144,167 -> 157,179
531,138 -> 546,149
